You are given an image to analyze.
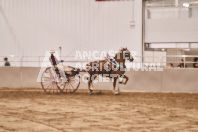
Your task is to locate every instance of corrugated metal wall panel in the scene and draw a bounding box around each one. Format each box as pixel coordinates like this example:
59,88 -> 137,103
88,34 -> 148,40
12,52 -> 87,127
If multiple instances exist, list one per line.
0,0 -> 141,59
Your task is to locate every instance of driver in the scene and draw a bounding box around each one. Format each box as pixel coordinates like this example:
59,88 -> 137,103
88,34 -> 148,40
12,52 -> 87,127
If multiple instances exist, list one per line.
49,50 -> 72,76
49,50 -> 61,67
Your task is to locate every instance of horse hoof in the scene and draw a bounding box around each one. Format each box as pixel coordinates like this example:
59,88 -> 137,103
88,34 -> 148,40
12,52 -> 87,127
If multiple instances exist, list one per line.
114,92 -> 119,95
89,92 -> 94,95
89,89 -> 94,95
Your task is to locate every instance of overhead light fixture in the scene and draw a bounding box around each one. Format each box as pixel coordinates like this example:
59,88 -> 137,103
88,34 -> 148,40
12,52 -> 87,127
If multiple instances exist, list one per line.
10,55 -> 15,57
161,48 -> 165,51
183,3 -> 189,7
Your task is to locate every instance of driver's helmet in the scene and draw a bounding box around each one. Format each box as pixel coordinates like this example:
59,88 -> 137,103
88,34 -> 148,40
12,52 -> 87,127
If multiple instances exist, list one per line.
50,49 -> 55,54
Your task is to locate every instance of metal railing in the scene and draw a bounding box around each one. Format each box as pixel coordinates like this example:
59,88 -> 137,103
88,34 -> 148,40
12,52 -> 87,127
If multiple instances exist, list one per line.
161,55 -> 198,68
0,55 -> 198,68
0,56 -> 89,67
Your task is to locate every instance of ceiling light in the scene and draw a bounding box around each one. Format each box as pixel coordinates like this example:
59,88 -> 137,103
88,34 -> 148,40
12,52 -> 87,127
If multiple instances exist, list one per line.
184,49 -> 190,51
183,3 -> 189,7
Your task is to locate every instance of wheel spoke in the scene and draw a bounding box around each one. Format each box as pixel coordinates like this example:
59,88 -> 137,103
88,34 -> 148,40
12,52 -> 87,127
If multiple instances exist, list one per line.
43,76 -> 52,80
42,67 -> 80,94
69,82 -> 75,90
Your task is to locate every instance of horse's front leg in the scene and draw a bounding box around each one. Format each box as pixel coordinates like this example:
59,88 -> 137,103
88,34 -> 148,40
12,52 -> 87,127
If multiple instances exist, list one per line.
122,74 -> 129,85
113,77 -> 119,95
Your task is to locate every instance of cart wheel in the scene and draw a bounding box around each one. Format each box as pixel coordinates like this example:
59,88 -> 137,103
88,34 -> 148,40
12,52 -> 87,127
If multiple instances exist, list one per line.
60,75 -> 80,93
41,67 -> 63,94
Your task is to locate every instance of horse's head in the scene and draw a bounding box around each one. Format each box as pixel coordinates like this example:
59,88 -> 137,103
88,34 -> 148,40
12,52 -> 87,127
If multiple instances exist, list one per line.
121,47 -> 134,62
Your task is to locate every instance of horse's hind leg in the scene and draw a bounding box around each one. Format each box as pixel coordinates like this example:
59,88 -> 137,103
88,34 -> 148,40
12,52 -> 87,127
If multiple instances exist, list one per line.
88,76 -> 93,94
88,74 -> 97,94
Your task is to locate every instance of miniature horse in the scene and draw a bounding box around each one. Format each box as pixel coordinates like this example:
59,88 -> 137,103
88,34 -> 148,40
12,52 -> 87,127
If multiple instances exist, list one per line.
86,48 -> 134,95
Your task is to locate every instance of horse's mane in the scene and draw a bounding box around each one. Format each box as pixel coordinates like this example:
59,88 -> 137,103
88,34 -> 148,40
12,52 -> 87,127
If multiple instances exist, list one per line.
117,47 -> 128,54
114,47 -> 128,59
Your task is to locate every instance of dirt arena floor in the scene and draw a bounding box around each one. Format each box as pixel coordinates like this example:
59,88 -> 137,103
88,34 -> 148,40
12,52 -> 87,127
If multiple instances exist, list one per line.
0,88 -> 198,132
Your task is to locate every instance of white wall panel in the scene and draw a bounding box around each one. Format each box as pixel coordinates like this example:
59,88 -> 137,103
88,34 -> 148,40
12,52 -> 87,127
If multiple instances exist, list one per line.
0,0 -> 142,60
145,19 -> 198,43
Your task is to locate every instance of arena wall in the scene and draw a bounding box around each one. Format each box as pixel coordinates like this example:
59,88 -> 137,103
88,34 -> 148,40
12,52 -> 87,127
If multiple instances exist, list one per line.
0,67 -> 198,93
0,0 -> 142,58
